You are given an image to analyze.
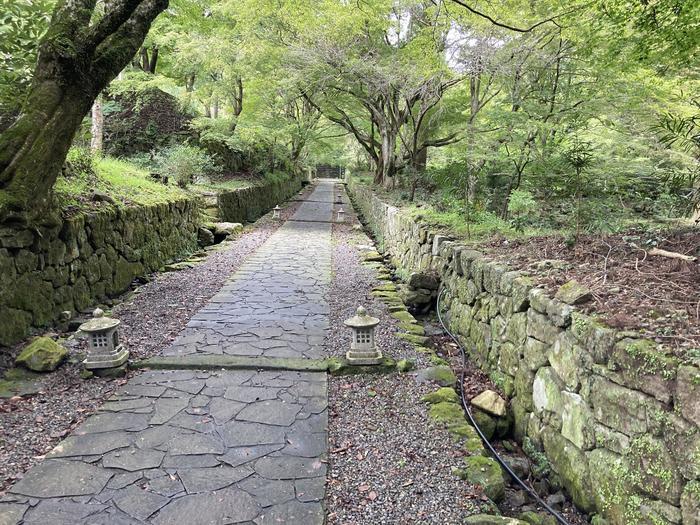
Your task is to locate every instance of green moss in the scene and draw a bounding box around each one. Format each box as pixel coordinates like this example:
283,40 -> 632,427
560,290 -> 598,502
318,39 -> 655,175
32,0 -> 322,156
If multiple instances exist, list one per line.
15,336 -> 67,372
619,338 -> 678,380
391,310 -> 417,324
397,333 -> 428,345
460,455 -> 506,502
523,437 -> 551,479
400,322 -> 425,336
54,154 -> 189,214
422,387 -> 460,404
396,359 -> 414,372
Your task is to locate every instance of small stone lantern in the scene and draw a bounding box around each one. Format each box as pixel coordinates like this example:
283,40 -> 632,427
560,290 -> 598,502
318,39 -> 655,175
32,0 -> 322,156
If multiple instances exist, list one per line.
336,208 -> 345,223
344,306 -> 382,364
79,308 -> 128,370
272,205 -> 281,220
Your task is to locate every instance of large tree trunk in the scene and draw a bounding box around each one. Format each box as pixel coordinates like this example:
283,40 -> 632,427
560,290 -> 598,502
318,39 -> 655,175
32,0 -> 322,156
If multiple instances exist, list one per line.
380,127 -> 397,189
0,0 -> 169,222
91,95 -> 104,153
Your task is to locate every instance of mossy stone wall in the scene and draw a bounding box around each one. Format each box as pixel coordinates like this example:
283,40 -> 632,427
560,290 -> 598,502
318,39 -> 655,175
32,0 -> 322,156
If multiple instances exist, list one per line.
0,199 -> 201,347
348,179 -> 700,525
217,172 -> 306,223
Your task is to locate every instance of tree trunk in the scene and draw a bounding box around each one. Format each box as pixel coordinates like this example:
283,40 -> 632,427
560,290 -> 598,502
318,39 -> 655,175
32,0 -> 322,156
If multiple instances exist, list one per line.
148,46 -> 158,74
413,146 -> 427,172
91,95 -> 104,153
185,73 -> 195,92
380,127 -> 397,189
212,96 -> 219,119
0,0 -> 169,221
0,82 -> 95,216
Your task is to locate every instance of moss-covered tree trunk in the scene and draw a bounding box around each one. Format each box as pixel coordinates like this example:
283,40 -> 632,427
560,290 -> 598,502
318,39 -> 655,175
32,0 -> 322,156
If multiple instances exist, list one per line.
0,0 -> 168,222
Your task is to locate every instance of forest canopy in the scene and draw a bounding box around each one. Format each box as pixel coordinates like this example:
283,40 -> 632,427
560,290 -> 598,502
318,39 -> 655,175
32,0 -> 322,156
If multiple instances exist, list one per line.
0,0 -> 698,230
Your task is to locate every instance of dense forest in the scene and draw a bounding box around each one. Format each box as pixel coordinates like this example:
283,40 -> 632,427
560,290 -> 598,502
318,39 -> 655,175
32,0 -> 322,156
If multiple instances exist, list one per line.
0,0 -> 698,234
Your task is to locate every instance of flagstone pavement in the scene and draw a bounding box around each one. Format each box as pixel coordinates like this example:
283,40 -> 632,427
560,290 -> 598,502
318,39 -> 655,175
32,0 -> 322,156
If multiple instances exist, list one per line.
0,181 -> 339,525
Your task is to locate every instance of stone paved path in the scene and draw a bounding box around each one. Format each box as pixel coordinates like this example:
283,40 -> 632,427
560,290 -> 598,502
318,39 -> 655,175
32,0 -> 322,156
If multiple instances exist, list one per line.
0,181 -> 337,525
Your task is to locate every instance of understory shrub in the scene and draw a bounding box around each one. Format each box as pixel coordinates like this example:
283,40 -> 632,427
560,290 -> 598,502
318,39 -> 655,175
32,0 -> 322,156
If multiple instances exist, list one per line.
156,145 -> 219,188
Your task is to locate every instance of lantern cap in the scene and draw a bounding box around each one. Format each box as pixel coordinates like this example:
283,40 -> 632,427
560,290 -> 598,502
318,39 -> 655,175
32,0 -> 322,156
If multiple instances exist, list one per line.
274,205 -> 281,210
344,306 -> 379,328
79,309 -> 120,333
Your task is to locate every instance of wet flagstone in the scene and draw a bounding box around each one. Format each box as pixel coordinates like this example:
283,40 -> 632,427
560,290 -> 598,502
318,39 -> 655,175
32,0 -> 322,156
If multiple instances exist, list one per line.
1,182 -> 337,524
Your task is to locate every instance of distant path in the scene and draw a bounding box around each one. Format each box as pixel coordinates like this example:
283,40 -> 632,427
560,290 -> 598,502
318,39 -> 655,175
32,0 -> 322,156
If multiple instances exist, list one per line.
0,181 -> 337,524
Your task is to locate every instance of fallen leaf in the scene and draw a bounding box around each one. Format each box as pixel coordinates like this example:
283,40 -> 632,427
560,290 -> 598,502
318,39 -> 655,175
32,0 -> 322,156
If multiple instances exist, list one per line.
368,491 -> 378,501
358,484 -> 370,492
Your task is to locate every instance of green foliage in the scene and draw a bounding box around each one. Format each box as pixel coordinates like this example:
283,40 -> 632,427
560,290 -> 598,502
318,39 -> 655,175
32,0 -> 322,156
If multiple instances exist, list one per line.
0,0 -> 53,117
155,145 -> 219,188
54,148 -> 188,213
507,190 -> 538,232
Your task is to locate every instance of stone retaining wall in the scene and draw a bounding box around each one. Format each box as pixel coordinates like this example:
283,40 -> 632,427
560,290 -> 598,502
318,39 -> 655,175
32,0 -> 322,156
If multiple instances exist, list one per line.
0,200 -> 201,347
217,172 -> 306,223
348,180 -> 700,525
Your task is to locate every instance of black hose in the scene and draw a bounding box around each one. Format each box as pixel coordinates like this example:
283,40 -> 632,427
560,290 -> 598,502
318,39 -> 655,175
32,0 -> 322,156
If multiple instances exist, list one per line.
436,287 -> 572,525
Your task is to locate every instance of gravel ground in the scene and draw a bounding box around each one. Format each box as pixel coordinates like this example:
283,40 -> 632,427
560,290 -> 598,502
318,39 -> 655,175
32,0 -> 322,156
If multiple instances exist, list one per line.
0,187 -> 312,494
328,206 -> 430,368
327,374 -> 485,525
326,194 -> 485,524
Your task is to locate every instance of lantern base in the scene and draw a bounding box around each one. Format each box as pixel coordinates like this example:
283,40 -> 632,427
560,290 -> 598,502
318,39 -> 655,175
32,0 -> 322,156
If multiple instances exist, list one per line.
346,349 -> 383,365
84,345 -> 129,370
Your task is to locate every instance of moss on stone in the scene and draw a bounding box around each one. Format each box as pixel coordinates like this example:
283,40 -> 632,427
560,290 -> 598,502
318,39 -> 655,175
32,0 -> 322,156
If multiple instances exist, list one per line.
372,283 -> 397,292
391,310 -> 417,324
397,332 -> 428,345
423,387 -> 459,404
15,336 -> 67,372
461,455 -> 506,502
400,322 -> 425,336
396,359 -> 414,372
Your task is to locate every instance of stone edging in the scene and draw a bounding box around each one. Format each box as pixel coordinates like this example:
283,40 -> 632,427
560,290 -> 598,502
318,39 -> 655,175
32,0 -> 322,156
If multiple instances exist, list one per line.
348,179 -> 700,525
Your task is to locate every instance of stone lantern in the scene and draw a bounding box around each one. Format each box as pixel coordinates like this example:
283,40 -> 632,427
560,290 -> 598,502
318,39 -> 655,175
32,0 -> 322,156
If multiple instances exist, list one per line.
272,205 -> 281,220
336,208 -> 345,223
344,306 -> 382,364
79,308 -> 128,370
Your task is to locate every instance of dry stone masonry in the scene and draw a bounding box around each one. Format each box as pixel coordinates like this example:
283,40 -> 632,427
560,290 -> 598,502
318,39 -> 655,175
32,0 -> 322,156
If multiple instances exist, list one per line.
349,180 -> 700,525
0,173 -> 307,348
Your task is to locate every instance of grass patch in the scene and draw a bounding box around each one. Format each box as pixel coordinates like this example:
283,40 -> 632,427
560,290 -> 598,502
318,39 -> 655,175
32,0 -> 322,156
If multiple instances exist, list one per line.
54,153 -> 190,215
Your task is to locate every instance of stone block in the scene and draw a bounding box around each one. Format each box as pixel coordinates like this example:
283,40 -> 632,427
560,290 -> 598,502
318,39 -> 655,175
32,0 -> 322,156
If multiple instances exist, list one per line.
628,435 -> 683,505
505,312 -> 528,346
610,338 -> 677,404
532,367 -> 564,418
460,456 -> 505,502
527,310 -> 562,345
523,337 -> 549,371
511,276 -> 533,313
561,392 -> 595,450
499,342 -> 520,376
471,390 -> 507,417
590,376 -> 664,436
0,307 -> 32,346
483,263 -> 506,294
542,428 -> 595,512
555,280 -> 592,305
594,424 -> 630,455
681,481 -> 700,525
16,336 -> 67,372
571,312 -> 616,364
549,331 -> 592,391
545,299 -> 573,328
587,448 -> 635,524
676,365 -> 700,427
528,288 -> 551,313
514,367 -> 534,410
